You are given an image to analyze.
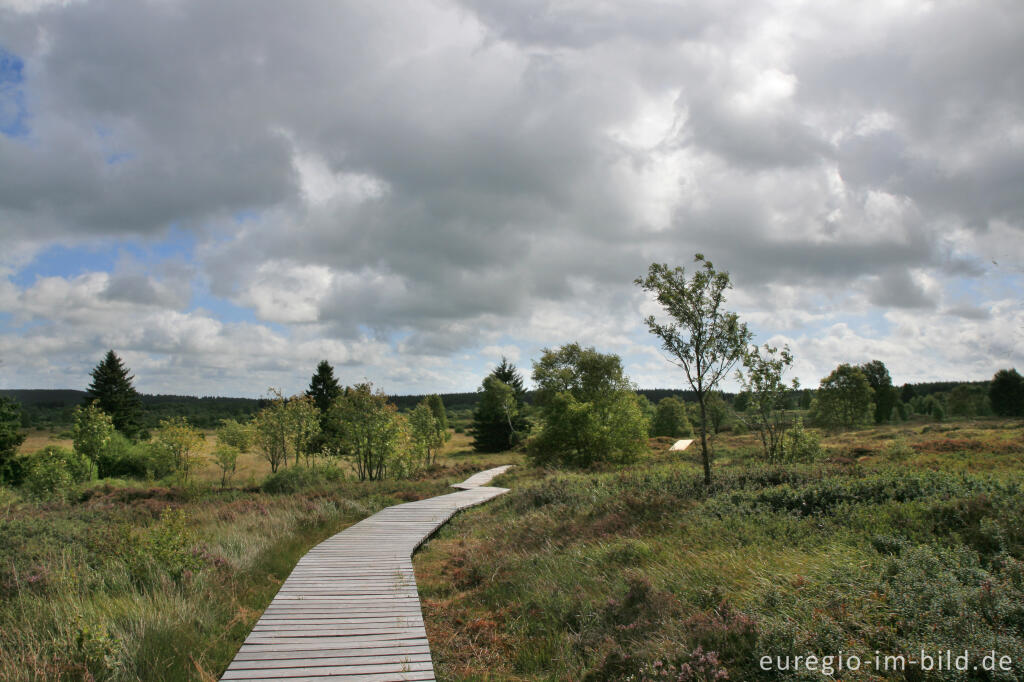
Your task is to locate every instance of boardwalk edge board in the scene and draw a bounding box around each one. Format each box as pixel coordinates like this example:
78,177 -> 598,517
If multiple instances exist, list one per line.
221,466 -> 512,681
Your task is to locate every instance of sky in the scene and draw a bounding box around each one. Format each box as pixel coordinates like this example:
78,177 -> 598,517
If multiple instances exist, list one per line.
0,0 -> 1021,398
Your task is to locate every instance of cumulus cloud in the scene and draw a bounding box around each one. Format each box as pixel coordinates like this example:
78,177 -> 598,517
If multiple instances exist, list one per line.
0,0 -> 1021,394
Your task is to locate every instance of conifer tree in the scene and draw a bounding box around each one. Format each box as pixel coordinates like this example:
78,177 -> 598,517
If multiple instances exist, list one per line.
307,360 -> 342,414
470,358 -> 529,452
492,357 -> 527,404
85,350 -> 143,439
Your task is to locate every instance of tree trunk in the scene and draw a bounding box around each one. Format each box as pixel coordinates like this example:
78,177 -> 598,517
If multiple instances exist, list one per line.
699,395 -> 711,485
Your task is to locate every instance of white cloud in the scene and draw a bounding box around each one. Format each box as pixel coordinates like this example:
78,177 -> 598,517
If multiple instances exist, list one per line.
1,0 -> 1021,394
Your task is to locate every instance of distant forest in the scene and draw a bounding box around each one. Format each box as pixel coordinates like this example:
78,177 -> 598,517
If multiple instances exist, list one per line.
1,379 -> 990,430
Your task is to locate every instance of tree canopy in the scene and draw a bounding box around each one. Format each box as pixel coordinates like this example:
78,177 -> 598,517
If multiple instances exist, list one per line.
736,344 -> 797,461
307,360 -> 341,415
0,397 -> 26,483
528,343 -> 647,467
990,368 -> 1023,417
471,359 -> 529,452
325,383 -> 402,481
650,396 -> 692,438
860,360 -> 897,424
814,364 -> 874,430
635,255 -> 751,484
85,350 -> 143,439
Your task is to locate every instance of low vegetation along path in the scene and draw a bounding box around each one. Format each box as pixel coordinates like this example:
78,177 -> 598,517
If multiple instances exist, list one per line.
221,465 -> 513,682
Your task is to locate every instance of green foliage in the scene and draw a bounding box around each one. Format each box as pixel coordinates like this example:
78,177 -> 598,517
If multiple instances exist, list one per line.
72,613 -> 124,678
860,359 -> 897,424
702,391 -> 730,434
492,356 -> 527,401
23,446 -> 91,499
284,394 -> 320,465
635,255 -> 752,484
813,363 -> 874,430
426,394 -> 450,435
142,508 -> 204,580
216,418 -> 253,452
528,344 -> 648,467
85,350 -> 143,438
529,391 -> 648,467
324,383 -> 402,480
737,344 -> 797,462
95,432 -> 175,480
650,397 -> 692,438
72,401 -> 115,473
0,397 -> 26,483
471,359 -> 529,452
990,368 -> 1023,417
409,401 -> 445,466
211,444 -> 239,487
947,383 -> 991,417
0,455 -> 456,680
781,417 -> 821,462
306,359 -> 342,415
151,417 -> 204,482
253,389 -> 291,473
472,376 -> 521,452
261,462 -> 346,493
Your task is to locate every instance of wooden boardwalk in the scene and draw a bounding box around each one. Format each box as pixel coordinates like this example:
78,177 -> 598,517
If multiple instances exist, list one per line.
221,466 -> 512,681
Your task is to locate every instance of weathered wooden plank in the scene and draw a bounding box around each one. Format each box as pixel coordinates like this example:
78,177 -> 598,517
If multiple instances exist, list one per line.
221,467 -> 510,681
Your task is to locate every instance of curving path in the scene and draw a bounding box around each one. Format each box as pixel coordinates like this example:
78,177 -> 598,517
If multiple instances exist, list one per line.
221,465 -> 512,681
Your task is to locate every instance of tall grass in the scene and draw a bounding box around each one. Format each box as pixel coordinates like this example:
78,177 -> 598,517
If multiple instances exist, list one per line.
415,419 -> 1024,680
0,472 -> 454,681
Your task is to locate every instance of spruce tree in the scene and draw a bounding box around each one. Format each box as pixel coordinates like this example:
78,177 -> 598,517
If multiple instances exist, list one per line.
307,360 -> 342,414
492,357 -> 526,404
85,350 -> 143,439
470,358 -> 529,452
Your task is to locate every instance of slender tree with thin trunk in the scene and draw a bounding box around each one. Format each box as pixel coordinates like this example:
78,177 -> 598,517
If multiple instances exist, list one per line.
636,255 -> 751,485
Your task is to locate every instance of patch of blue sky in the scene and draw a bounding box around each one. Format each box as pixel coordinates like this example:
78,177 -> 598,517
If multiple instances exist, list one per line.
186,289 -> 258,324
0,47 -> 29,138
106,152 -> 135,165
13,227 -> 197,286
0,315 -> 49,334
233,210 -> 262,224
12,243 -> 119,286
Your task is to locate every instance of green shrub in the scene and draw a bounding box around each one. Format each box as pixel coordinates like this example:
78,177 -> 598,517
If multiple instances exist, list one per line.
72,612 -> 125,678
142,508 -> 204,580
217,418 -> 253,452
781,417 -> 821,462
708,471 -> 1020,518
878,544 -> 1024,673
261,463 -> 345,493
96,435 -> 175,480
882,438 -> 915,462
22,446 -> 92,499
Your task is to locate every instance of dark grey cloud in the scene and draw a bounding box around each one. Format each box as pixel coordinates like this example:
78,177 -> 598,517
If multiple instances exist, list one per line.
1,0 -> 1022,392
